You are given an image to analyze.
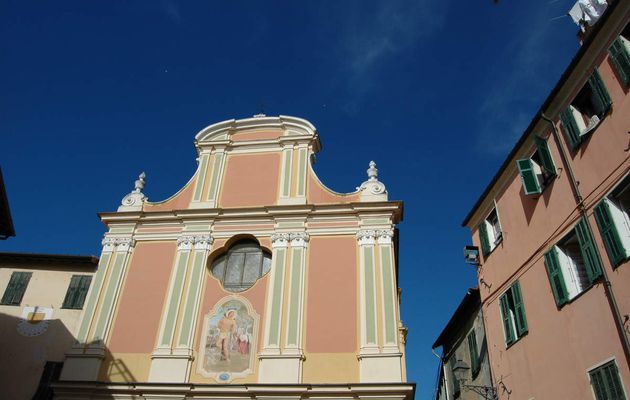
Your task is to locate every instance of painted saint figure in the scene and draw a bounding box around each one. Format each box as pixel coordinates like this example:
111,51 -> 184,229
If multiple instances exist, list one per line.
216,309 -> 237,361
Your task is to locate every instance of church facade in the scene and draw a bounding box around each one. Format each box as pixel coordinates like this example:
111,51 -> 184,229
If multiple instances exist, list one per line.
55,115 -> 414,400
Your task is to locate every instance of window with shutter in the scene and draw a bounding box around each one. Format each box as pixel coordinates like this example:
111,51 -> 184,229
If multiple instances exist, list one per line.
575,218 -> 603,283
62,275 -> 92,309
544,219 -> 605,307
517,136 -> 556,196
467,330 -> 480,377
478,208 -> 502,257
589,360 -> 626,400
500,281 -> 528,346
609,34 -> 630,87
560,68 -> 612,150
517,159 -> 542,195
544,247 -> 569,306
512,281 -> 528,336
594,177 -> 630,269
1,272 -> 32,306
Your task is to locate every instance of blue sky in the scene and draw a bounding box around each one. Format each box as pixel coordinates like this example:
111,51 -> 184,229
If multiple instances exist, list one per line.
1,0 -> 582,397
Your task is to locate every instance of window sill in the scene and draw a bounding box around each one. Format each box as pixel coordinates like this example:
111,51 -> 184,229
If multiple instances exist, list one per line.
556,279 -> 599,310
0,303 -> 20,306
572,106 -> 611,150
505,330 -> 528,350
61,306 -> 84,310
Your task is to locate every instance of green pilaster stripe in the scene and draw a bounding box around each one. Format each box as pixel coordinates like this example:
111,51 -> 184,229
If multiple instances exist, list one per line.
92,253 -> 126,342
282,150 -> 292,197
76,253 -> 111,343
268,248 -> 285,345
178,250 -> 205,347
364,246 -> 376,344
193,154 -> 209,202
287,248 -> 303,346
381,246 -> 396,344
206,152 -> 224,201
297,148 -> 307,196
160,251 -> 190,346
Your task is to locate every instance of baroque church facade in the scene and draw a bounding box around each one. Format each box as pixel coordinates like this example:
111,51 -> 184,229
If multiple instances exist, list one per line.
55,115 -> 414,400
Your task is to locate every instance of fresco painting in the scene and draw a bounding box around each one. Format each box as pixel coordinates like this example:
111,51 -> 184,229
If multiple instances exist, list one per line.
200,298 -> 255,376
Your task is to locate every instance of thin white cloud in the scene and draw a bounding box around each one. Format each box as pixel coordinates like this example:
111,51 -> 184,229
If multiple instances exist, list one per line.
161,0 -> 182,24
335,0 -> 449,111
346,1 -> 447,74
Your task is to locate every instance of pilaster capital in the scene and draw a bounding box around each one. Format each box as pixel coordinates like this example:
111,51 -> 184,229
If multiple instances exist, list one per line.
289,232 -> 310,248
271,233 -> 291,249
356,229 -> 376,246
193,234 -> 213,250
177,234 -> 213,251
102,236 -> 135,253
376,229 -> 394,245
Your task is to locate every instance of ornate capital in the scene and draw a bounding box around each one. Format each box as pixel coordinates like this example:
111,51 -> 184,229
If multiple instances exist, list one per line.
376,229 -> 394,245
193,234 -> 213,250
177,234 -> 213,251
177,235 -> 196,250
271,233 -> 291,249
356,229 -> 376,246
289,232 -> 310,248
102,236 -> 135,253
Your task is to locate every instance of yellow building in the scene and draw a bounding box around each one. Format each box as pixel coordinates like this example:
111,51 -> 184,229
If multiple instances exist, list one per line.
55,115 -> 415,400
0,252 -> 97,399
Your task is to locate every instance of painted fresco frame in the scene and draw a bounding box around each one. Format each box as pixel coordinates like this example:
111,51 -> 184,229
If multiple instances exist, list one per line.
197,295 -> 259,382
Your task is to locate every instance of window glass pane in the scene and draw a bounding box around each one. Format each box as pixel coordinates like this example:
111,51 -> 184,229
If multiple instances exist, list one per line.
242,253 -> 262,284
262,254 -> 272,275
225,253 -> 245,285
211,255 -> 226,281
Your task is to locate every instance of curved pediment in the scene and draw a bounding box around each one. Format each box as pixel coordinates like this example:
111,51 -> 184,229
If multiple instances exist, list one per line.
194,115 -> 318,145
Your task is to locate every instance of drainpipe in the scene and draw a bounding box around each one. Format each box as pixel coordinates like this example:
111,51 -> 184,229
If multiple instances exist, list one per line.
541,113 -> 630,366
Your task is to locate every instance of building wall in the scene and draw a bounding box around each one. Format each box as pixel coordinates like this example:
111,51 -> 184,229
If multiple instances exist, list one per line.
0,262 -> 96,400
61,116 -> 405,386
439,308 -> 492,400
466,7 -> 630,400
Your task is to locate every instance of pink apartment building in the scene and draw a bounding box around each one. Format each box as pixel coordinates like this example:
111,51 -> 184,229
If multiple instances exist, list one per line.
462,1 -> 630,399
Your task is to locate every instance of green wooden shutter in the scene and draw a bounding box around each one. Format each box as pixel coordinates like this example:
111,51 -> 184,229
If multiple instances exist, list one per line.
544,247 -> 569,306
560,108 -> 581,149
478,222 -> 491,256
512,281 -> 528,336
517,159 -> 542,195
1,272 -> 32,305
499,293 -> 515,345
594,199 -> 628,267
75,276 -> 92,309
590,362 -> 627,400
467,330 -> 480,375
534,136 -> 556,177
62,275 -> 81,308
589,69 -> 612,116
609,37 -> 630,87
575,218 -> 603,283
603,362 -> 626,400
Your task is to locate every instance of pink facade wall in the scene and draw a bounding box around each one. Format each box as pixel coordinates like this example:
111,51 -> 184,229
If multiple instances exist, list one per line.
143,175 -> 195,212
306,236 -> 357,353
231,130 -> 282,142
108,242 -> 177,352
307,167 -> 361,204
219,153 -> 280,208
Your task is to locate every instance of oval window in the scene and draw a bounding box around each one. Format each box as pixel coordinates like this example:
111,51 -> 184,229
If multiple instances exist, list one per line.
211,240 -> 271,292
